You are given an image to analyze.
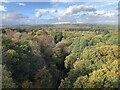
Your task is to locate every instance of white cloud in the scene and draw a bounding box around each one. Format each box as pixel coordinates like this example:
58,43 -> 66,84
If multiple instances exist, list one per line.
36,9 -> 58,13
2,11 -> 28,20
63,5 -> 96,16
95,10 -> 105,15
108,2 -> 117,5
51,9 -> 58,13
35,9 -> 58,18
0,0 -> 10,3
95,10 -> 117,17
51,0 -> 118,2
0,5 -> 7,12
35,9 -> 49,14
35,11 -> 41,18
51,0 -> 79,3
1,3 -> 117,25
56,9 -> 117,24
2,11 -> 29,25
104,13 -> 116,17
18,3 -> 26,6
53,22 -> 71,24
108,2 -> 113,5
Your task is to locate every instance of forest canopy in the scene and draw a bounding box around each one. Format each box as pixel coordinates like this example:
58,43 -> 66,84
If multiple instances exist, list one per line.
1,24 -> 119,89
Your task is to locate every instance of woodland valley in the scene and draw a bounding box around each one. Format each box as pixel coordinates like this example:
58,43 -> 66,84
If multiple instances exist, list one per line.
1,24 -> 119,89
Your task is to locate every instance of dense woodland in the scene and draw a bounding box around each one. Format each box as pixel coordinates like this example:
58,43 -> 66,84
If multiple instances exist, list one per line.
1,24 -> 119,88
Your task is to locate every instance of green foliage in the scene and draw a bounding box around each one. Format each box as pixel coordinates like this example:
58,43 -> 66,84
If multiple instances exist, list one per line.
59,78 -> 72,88
74,75 -> 89,88
64,53 -> 77,69
37,34 -> 55,56
6,49 -> 17,56
73,59 -> 119,88
54,32 -> 63,43
70,37 -> 88,53
1,25 -> 119,89
33,67 -> 53,88
3,40 -> 37,86
73,60 -> 91,75
2,65 -> 18,88
106,37 -> 118,45
35,29 -> 48,36
21,80 -> 32,88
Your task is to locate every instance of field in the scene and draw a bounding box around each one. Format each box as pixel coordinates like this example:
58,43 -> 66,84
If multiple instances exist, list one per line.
1,24 -> 119,88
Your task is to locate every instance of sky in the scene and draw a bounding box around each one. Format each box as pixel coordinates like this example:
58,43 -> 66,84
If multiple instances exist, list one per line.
0,0 -> 119,25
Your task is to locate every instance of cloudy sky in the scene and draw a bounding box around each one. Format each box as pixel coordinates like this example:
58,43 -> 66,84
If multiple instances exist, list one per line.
0,0 -> 119,25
